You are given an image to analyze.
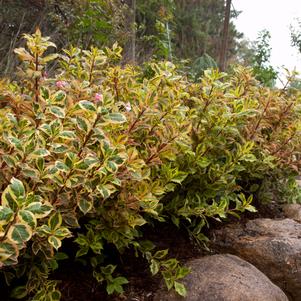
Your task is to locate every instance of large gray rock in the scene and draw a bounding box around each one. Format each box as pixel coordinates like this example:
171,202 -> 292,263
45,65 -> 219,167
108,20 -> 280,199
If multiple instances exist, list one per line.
213,218 -> 301,301
282,204 -> 301,223
153,254 -> 288,301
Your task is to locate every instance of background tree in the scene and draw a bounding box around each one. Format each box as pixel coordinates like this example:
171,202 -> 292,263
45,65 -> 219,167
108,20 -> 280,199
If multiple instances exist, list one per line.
290,18 -> 301,54
173,0 -> 242,62
251,30 -> 278,87
0,0 -> 249,76
0,0 -> 82,75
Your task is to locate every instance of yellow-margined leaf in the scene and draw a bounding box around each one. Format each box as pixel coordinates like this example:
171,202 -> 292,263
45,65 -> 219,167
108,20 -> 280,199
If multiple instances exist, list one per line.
0,241 -> 19,266
49,106 -> 65,118
1,178 -> 25,209
0,207 -> 14,226
48,236 -> 62,250
78,100 -> 96,112
103,113 -> 126,124
78,198 -> 93,215
7,224 -> 32,245
18,210 -> 37,228
174,282 -> 187,297
48,212 -> 62,231
24,202 -> 53,218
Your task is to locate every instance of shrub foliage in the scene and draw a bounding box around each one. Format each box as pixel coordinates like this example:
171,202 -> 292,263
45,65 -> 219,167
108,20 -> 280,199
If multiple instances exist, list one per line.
0,30 -> 301,299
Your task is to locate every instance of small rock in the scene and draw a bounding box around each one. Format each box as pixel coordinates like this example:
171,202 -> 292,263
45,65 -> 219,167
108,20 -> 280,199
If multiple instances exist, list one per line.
282,204 -> 301,222
153,254 -> 288,301
212,218 -> 301,301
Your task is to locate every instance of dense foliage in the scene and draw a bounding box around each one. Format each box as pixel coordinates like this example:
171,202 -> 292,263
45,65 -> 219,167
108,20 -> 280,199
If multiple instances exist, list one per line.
0,31 -> 301,300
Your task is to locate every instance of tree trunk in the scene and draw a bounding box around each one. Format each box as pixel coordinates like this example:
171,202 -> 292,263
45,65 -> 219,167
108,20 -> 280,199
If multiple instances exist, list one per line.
219,0 -> 231,71
131,0 -> 136,64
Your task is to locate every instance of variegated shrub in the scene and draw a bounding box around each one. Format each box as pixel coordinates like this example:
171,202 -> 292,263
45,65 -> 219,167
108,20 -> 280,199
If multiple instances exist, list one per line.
0,30 -> 193,299
1,30 -> 301,300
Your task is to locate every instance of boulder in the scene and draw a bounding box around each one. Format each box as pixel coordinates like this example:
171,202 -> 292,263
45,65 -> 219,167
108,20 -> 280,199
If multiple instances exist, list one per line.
282,204 -> 301,223
212,218 -> 301,300
153,254 -> 288,301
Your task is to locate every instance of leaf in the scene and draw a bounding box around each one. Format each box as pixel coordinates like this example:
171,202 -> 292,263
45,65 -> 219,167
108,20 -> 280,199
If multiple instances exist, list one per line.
49,106 -> 65,118
7,223 -> 32,245
245,204 -> 257,213
39,123 -> 52,136
9,178 -> 25,200
150,259 -> 160,275
51,144 -> 68,153
51,290 -> 61,301
62,213 -> 79,228
54,227 -> 71,238
101,264 -> 116,275
171,172 -> 187,184
176,266 -> 191,279
2,178 -> 25,209
153,249 -> 168,260
104,113 -> 126,124
174,281 -> 187,297
42,53 -> 59,63
113,277 -> 129,286
55,252 -> 69,260
14,48 -> 34,61
97,184 -> 116,199
73,160 -> 88,170
128,215 -> 146,228
21,168 -> 39,179
111,155 -> 126,165
59,131 -> 76,140
77,117 -> 89,132
18,210 -> 37,228
105,160 -> 118,173
161,258 -> 178,270
52,91 -> 66,103
48,212 -> 62,231
93,271 -> 104,282
25,202 -> 53,218
48,236 -> 62,250
32,149 -> 50,157
37,224 -> 52,236
55,161 -> 70,172
106,277 -> 128,294
6,136 -> 22,151
196,157 -> 211,168
84,156 -> 100,168
164,277 -> 174,290
78,100 -> 96,112
2,155 -> 17,167
76,246 -> 89,258
78,198 -> 93,215
0,207 -> 14,226
10,285 -> 28,299
171,215 -> 180,228
36,157 -> 45,172
241,154 -> 257,162
41,87 -> 50,100
106,283 -> 121,295
90,241 -> 103,254
0,241 -> 19,264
